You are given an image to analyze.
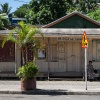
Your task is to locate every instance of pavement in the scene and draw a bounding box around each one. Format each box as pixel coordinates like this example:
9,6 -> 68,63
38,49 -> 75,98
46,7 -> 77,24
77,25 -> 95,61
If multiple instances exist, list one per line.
0,80 -> 100,95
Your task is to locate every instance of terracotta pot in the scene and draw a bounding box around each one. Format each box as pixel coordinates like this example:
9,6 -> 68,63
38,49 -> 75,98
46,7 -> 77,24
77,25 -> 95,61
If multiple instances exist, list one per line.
21,78 -> 36,90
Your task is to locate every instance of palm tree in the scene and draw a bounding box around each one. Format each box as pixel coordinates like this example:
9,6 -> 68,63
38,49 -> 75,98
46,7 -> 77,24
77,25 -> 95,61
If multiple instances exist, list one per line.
0,3 -> 12,15
2,21 -> 43,65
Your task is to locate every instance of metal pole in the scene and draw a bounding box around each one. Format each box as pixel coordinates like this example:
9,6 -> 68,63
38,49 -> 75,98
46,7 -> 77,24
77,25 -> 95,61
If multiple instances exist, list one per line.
48,37 -> 50,80
15,43 -> 17,73
85,48 -> 87,90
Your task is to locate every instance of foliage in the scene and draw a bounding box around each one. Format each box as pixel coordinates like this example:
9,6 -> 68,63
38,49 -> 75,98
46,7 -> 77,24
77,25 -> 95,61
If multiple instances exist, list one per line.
26,0 -> 68,25
0,15 -> 10,30
0,16 -> 4,29
17,62 -> 38,80
67,0 -> 98,14
14,4 -> 30,18
0,3 -> 12,15
25,0 -> 99,25
87,8 -> 100,22
2,21 -> 43,65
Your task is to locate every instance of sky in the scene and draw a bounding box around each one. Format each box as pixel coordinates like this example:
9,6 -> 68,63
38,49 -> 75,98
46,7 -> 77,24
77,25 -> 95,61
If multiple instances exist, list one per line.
0,0 -> 31,13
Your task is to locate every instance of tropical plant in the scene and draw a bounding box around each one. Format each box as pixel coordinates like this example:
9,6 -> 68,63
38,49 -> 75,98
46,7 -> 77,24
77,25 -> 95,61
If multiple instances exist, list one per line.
0,15 -> 10,30
2,21 -> 43,65
17,62 -> 38,80
0,3 -> 12,15
0,16 -> 4,29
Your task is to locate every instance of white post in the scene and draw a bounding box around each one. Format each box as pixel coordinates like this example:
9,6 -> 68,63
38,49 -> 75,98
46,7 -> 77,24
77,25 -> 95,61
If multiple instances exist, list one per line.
15,43 -> 17,73
85,48 -> 87,90
48,37 -> 50,80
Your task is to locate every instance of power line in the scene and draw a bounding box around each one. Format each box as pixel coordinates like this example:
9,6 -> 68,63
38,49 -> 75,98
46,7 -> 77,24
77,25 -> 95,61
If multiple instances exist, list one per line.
14,0 -> 29,3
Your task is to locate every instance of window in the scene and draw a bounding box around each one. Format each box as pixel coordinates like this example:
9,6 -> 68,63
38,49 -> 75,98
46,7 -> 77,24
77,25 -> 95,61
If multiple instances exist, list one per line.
0,41 -> 15,62
92,40 -> 100,61
38,49 -> 46,59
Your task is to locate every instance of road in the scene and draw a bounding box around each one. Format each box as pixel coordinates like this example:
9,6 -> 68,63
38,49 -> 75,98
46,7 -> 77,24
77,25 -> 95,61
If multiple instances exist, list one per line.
0,94 -> 100,100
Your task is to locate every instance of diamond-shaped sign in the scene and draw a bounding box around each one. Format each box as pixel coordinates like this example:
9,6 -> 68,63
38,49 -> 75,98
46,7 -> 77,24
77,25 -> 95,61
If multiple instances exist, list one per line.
82,31 -> 88,48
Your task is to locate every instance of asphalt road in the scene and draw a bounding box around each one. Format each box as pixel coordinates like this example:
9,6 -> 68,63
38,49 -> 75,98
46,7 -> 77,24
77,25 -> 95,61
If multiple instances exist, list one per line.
0,94 -> 100,100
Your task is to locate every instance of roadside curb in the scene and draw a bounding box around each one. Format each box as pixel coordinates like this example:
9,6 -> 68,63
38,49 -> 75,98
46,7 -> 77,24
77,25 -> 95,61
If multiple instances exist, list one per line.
0,90 -> 100,95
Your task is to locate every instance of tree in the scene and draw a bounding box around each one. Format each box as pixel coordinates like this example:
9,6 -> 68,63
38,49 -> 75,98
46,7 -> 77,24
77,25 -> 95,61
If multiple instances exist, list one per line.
67,0 -> 98,14
26,0 -> 69,25
0,16 -> 4,29
2,21 -> 43,65
0,3 -> 12,15
26,0 -> 98,25
87,8 -> 100,22
14,4 -> 30,18
0,15 -> 10,30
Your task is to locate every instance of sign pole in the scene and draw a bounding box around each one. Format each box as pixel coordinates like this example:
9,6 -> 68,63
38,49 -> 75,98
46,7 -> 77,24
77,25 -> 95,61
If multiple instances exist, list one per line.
81,31 -> 88,90
85,48 -> 87,90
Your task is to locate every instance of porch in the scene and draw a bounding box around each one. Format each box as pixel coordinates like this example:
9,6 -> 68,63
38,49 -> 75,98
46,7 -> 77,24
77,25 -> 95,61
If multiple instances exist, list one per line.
0,71 -> 99,81
0,71 -> 83,78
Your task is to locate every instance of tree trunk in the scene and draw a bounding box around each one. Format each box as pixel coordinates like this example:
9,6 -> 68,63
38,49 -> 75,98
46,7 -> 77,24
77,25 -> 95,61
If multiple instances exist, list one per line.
22,49 -> 25,65
25,46 -> 28,63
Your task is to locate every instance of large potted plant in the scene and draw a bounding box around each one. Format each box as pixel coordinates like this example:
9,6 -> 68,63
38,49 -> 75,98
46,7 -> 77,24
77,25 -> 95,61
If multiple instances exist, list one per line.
17,62 -> 38,90
2,21 -> 43,90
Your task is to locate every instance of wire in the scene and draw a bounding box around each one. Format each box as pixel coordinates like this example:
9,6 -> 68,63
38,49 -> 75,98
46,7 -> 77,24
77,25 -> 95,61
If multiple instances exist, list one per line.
14,0 -> 29,3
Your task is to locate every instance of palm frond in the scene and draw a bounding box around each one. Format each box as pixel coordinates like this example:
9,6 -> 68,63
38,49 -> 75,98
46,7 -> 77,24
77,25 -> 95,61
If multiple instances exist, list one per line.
2,32 -> 17,48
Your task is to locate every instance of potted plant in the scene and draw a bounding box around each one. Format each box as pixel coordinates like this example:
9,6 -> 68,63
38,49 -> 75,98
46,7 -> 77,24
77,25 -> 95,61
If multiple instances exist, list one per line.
2,21 -> 43,90
17,62 -> 38,90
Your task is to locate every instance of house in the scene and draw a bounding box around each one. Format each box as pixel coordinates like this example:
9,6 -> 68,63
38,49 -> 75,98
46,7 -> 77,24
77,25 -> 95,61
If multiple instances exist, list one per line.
0,12 -> 100,78
9,17 -> 27,25
36,12 -> 100,78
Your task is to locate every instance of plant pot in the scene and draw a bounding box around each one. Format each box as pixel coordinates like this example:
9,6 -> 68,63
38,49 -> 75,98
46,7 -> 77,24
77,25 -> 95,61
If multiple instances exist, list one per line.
21,78 -> 36,90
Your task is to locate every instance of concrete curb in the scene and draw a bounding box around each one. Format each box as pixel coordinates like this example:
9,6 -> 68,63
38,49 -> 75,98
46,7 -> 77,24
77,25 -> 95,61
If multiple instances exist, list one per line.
0,90 -> 100,95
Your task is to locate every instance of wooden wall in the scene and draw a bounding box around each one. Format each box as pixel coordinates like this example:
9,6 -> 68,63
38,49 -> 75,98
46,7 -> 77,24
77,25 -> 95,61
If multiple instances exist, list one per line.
36,37 -> 84,73
0,37 -> 100,75
0,43 -> 21,73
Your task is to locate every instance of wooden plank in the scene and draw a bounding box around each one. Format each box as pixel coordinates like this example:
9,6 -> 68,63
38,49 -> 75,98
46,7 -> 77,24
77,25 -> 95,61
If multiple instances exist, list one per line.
57,41 -> 66,72
92,40 -> 97,61
0,62 -> 15,72
66,41 -> 81,72
97,40 -> 100,61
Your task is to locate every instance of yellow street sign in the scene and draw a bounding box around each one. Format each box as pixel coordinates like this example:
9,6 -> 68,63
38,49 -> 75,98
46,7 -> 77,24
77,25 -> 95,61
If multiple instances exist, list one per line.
82,31 -> 88,48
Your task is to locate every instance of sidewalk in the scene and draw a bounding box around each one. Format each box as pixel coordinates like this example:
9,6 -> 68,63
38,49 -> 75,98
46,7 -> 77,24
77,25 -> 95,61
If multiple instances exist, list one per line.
0,80 -> 100,95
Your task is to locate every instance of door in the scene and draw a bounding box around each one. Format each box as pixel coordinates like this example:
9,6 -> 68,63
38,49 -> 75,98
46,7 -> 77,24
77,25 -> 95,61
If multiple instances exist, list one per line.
66,41 -> 81,72
57,41 -> 66,72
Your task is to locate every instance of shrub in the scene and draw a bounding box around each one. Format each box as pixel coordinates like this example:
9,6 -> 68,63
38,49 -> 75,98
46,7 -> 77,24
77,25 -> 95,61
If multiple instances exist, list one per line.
17,62 -> 38,80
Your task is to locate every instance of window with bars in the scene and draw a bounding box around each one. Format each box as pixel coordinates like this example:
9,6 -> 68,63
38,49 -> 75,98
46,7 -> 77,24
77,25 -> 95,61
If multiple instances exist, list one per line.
0,41 -> 15,62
